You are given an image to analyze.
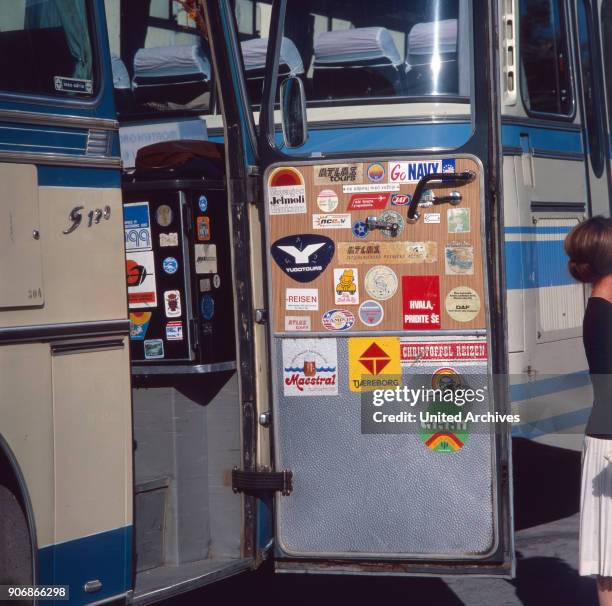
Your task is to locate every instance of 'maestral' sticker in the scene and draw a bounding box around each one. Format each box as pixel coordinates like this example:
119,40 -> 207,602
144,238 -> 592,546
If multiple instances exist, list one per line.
282,338 -> 338,396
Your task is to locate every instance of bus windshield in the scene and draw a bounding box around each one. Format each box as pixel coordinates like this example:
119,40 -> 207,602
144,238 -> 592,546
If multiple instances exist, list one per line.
239,0 -> 472,108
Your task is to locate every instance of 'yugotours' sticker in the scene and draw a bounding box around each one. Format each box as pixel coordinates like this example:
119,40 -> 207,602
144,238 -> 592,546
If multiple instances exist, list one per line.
268,167 -> 306,215
402,275 -> 441,330
317,189 -> 339,212
166,321 -> 183,341
144,339 -> 164,359
200,295 -> 215,321
334,268 -> 359,305
197,216 -> 211,241
367,162 -> 386,182
358,300 -> 384,326
322,309 -> 355,331
285,316 -> 312,332
445,287 -> 481,322
389,159 -> 456,183
162,257 -> 178,274
282,338 -> 338,396
445,242 -> 474,275
129,312 -> 152,341
364,265 -> 398,301
271,234 -> 335,283
198,195 -> 208,213
164,290 -> 182,317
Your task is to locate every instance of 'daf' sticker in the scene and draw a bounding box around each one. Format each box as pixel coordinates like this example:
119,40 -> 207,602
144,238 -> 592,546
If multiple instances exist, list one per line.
282,338 -> 338,396
445,287 -> 481,322
268,167 -> 306,215
271,234 -> 335,283
364,265 -> 398,301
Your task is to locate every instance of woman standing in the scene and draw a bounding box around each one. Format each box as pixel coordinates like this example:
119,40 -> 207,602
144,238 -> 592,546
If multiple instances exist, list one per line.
566,216 -> 612,606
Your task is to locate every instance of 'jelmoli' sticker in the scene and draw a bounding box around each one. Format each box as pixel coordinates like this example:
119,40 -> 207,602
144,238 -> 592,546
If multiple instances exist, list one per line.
338,241 -> 437,265
268,167 -> 306,215
271,234 -> 335,283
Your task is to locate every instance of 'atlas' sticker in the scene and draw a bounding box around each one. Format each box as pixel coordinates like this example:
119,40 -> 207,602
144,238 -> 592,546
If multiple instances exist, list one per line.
124,202 -> 152,252
402,275 -> 441,330
445,242 -> 474,275
348,337 -> 401,392
271,234 -> 335,283
129,312 -> 152,341
160,232 -> 178,247
347,193 -> 389,210
164,290 -> 182,317
312,214 -> 351,229
197,216 -> 211,241
126,251 -> 157,309
268,167 -> 306,215
156,205 -> 173,227
317,189 -> 339,212
195,244 -> 218,274
166,321 -> 184,341
285,316 -> 311,332
314,164 -> 363,185
445,287 -> 481,322
200,295 -> 215,321
286,288 -> 319,311
389,159 -> 456,183
162,257 -> 178,274
334,268 -> 359,305
364,265 -> 398,301
448,207 -> 471,233
282,338 -> 338,396
322,309 -> 355,331
338,242 -> 437,265
358,300 -> 384,326
144,339 -> 164,359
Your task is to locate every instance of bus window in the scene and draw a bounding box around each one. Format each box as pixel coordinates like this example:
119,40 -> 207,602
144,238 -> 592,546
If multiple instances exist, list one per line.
576,0 -> 605,178
237,0 -> 472,109
519,0 -> 573,116
0,0 -> 95,98
104,0 -> 213,117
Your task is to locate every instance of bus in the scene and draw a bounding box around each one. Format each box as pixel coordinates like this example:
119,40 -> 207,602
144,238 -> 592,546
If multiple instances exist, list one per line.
0,0 -> 607,603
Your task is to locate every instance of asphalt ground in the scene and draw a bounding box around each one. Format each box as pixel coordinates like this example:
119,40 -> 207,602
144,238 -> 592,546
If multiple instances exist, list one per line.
163,438 -> 598,606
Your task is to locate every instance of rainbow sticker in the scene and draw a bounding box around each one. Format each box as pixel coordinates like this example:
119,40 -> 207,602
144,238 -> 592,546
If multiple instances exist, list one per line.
419,402 -> 470,453
367,162 -> 386,182
268,166 -> 304,188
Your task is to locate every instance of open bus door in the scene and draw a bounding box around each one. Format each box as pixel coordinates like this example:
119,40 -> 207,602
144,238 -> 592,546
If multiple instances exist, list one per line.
205,0 -> 514,576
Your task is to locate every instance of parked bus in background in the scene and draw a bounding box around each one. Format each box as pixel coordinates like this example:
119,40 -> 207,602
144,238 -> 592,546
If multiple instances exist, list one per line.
0,0 -> 609,604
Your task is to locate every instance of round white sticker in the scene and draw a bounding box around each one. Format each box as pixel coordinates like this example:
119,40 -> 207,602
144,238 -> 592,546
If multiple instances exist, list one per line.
445,287 -> 481,322
364,265 -> 398,301
317,189 -> 339,212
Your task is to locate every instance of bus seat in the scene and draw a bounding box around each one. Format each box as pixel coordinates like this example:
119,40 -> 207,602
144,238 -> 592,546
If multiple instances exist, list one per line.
111,54 -> 134,115
405,19 -> 458,95
241,36 -> 304,105
312,27 -> 405,99
132,44 -> 212,111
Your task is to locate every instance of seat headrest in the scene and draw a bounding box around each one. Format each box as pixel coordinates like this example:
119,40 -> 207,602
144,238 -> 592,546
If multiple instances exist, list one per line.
408,19 -> 457,56
241,37 -> 304,75
314,27 -> 402,66
133,44 -> 211,81
111,54 -> 130,90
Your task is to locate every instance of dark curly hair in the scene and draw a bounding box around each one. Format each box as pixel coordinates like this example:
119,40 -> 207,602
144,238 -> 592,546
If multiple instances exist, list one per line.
564,216 -> 612,283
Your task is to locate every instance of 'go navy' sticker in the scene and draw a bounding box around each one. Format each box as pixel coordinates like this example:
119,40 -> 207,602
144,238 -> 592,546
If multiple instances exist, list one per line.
271,234 -> 335,283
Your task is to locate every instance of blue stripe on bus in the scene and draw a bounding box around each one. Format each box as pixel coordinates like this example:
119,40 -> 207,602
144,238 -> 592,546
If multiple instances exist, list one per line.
505,226 -> 574,234
504,240 -> 575,289
501,123 -> 584,155
512,406 -> 591,438
37,166 -> 121,188
510,370 -> 590,402
38,525 -> 133,605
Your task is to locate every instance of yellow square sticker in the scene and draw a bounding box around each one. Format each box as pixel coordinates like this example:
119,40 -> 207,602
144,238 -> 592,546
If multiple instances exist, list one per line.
348,336 -> 402,392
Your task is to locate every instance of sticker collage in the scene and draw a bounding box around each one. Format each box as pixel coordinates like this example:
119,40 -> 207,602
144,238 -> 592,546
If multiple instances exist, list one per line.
268,159 -> 489,451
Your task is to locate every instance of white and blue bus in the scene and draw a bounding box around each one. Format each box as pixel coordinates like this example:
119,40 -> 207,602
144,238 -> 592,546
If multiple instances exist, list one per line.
0,0 -> 608,604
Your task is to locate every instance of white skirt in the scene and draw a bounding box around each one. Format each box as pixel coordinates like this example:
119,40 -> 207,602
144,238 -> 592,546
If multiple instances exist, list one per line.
580,435 -> 612,577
